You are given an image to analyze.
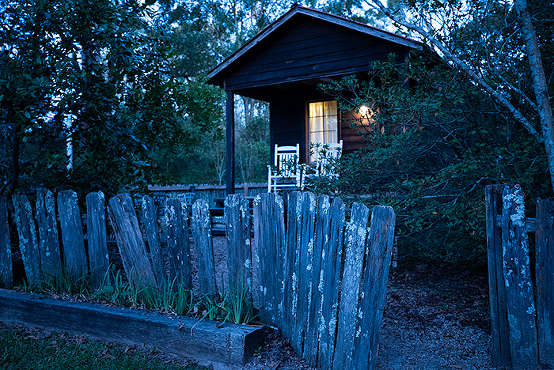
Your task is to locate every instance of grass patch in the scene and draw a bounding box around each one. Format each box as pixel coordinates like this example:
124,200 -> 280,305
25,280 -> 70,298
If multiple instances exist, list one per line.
0,324 -> 207,370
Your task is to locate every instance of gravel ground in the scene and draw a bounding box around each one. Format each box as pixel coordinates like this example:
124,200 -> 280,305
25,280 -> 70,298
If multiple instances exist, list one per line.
245,263 -> 497,370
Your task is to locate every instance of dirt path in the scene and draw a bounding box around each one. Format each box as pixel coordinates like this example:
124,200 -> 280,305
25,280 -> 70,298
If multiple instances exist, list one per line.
375,264 -> 495,370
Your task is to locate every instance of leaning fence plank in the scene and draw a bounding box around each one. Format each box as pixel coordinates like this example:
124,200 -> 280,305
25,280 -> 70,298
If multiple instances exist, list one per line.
502,185 -> 538,369
536,199 -> 554,366
108,194 -> 156,288
353,205 -> 396,369
319,197 -> 345,368
58,190 -> 88,280
191,199 -> 217,296
142,196 -> 165,286
332,202 -> 370,370
86,192 -> 109,287
35,189 -> 62,281
12,193 -> 41,286
0,196 -> 13,288
225,194 -> 252,292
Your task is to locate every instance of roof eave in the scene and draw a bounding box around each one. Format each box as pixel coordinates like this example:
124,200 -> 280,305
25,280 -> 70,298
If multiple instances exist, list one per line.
207,5 -> 423,87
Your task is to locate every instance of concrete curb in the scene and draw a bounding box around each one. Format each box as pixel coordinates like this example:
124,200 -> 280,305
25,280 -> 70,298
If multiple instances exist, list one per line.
0,289 -> 265,369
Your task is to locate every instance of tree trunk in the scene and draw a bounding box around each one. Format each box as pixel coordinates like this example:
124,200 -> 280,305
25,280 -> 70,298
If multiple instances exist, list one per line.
514,0 -> 554,193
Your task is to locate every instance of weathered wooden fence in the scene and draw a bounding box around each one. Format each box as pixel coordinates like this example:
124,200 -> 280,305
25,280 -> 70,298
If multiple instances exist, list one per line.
486,184 -> 554,370
0,188 -> 396,370
254,192 -> 396,369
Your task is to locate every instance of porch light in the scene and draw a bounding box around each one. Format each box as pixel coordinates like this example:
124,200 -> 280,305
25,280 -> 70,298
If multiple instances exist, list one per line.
359,105 -> 378,125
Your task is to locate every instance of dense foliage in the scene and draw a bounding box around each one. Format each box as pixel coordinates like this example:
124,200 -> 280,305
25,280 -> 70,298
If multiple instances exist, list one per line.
318,53 -> 550,266
0,0 -> 224,197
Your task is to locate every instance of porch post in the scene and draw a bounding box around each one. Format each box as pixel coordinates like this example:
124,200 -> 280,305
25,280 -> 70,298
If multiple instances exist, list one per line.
226,90 -> 235,195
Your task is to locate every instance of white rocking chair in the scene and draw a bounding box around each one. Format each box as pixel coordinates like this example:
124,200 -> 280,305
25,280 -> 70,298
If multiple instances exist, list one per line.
267,144 -> 302,193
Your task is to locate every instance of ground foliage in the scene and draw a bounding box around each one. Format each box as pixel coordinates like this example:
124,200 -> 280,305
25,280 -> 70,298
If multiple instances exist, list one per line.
0,323 -> 207,370
317,53 -> 550,266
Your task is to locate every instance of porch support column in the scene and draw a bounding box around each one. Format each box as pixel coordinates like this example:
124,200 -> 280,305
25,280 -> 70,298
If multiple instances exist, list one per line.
226,90 -> 235,195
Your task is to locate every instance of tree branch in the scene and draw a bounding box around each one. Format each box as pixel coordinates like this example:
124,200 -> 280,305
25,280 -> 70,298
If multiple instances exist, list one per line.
363,0 -> 543,143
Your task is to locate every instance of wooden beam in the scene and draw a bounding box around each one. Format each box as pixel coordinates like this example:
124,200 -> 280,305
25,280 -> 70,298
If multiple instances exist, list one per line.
0,288 -> 265,369
226,90 -> 235,195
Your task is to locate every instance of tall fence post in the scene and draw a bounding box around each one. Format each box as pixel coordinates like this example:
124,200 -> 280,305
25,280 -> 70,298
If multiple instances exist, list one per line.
86,191 -> 109,287
0,196 -> 13,288
535,199 -> 554,366
485,184 -> 512,367
12,193 -> 41,286
35,189 -> 62,282
501,185 -> 538,369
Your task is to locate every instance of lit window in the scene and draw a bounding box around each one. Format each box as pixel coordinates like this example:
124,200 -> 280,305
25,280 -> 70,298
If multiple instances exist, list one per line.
308,101 -> 338,162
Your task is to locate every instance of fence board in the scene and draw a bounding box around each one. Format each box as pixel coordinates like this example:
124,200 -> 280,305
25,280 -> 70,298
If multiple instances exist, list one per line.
58,190 -> 88,280
224,194 -> 252,291
319,197 -> 345,368
485,184 -> 512,367
253,193 -> 285,325
304,195 -> 330,365
164,197 -> 191,289
292,192 -> 316,357
332,202 -> 370,369
353,205 -> 396,369
108,194 -> 156,288
535,199 -> 554,366
191,199 -> 217,296
501,185 -> 538,369
86,192 -> 109,287
0,197 -> 13,288
35,189 -> 62,281
292,192 -> 319,365
142,196 -> 165,286
282,191 -> 302,340
12,193 -> 41,286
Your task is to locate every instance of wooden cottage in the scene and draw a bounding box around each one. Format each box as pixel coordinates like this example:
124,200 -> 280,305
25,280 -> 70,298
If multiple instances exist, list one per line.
207,5 -> 422,193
